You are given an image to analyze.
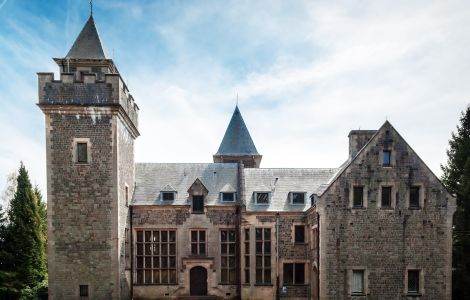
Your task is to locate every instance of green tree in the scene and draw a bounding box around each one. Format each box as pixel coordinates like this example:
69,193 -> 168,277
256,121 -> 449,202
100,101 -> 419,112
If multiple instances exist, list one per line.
0,163 -> 47,299
441,105 -> 470,299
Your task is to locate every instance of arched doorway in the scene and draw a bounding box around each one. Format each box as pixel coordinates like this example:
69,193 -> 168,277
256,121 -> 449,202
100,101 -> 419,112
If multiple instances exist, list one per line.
190,266 -> 208,296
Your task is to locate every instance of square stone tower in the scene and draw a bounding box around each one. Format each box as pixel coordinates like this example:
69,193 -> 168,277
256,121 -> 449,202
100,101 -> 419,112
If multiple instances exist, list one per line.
37,15 -> 139,299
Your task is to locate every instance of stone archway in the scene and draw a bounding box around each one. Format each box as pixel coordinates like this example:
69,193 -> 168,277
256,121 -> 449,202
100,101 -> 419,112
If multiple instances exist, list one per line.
190,266 -> 208,296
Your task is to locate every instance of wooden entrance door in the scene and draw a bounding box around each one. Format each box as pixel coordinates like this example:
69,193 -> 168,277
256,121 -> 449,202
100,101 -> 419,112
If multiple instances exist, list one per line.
190,266 -> 207,296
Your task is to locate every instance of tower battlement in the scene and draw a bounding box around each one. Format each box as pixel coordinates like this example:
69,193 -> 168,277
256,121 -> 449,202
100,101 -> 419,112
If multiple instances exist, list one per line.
38,72 -> 139,131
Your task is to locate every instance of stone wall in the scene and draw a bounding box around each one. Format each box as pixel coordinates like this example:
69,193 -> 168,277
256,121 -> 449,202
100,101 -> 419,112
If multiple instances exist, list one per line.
45,112 -> 118,299
318,122 -> 455,300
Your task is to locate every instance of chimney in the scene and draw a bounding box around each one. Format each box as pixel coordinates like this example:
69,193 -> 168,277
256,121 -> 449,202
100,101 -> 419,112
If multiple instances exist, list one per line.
348,130 -> 377,159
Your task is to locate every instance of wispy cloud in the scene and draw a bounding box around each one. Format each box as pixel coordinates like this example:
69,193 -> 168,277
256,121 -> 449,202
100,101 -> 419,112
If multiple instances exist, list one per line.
0,0 -> 468,198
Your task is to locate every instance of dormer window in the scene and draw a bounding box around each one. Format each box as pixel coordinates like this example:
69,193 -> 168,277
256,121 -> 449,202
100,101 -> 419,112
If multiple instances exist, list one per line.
220,192 -> 236,202
290,192 -> 306,205
161,191 -> 176,201
255,192 -> 270,205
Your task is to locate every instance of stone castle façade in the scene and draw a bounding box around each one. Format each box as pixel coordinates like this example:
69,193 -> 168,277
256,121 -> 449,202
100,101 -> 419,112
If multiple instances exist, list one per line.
37,14 -> 455,300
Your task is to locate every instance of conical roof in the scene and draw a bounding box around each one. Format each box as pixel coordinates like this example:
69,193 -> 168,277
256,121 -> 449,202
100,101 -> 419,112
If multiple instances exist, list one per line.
66,16 -> 106,59
216,106 -> 259,156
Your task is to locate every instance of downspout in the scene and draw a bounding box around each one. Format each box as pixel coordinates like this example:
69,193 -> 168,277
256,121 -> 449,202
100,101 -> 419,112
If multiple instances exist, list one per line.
276,212 -> 280,300
317,212 -> 320,300
130,205 -> 133,299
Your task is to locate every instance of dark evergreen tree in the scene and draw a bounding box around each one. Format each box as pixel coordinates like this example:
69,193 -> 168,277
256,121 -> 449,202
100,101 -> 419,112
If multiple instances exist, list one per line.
6,163 -> 46,291
441,105 -> 470,299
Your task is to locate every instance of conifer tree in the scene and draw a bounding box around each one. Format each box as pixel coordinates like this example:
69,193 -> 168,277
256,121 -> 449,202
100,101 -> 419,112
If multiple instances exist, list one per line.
7,163 -> 47,288
441,105 -> 470,299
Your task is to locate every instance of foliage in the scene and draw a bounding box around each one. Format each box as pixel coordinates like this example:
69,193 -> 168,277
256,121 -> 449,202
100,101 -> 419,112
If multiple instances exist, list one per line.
441,105 -> 470,299
0,163 -> 47,299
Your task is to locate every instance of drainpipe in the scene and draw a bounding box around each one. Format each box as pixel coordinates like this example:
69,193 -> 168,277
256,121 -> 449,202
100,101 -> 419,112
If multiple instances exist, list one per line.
276,212 -> 280,300
130,205 -> 134,299
316,212 -> 320,300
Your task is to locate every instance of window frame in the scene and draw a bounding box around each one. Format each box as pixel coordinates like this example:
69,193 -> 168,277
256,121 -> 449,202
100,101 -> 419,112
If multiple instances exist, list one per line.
351,269 -> 365,295
160,191 -> 176,202
255,227 -> 272,285
135,229 -> 177,285
409,186 -> 422,209
380,186 -> 392,208
406,269 -> 422,295
290,192 -> 306,205
220,229 -> 237,284
294,225 -> 306,244
192,195 -> 204,213
352,186 -> 364,208
382,150 -> 391,167
254,192 -> 271,205
72,138 -> 91,164
244,228 -> 250,284
79,284 -> 89,297
190,229 -> 207,257
283,263 -> 306,285
220,192 -> 237,202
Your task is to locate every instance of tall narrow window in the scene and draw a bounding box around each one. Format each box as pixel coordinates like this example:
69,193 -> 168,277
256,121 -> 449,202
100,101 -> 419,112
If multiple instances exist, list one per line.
383,150 -> 391,166
221,229 -> 236,284
255,228 -> 271,284
381,186 -> 392,208
352,270 -> 364,294
77,142 -> 88,163
410,186 -> 420,208
353,186 -> 364,208
135,230 -> 177,284
407,270 -> 420,294
283,263 -> 305,285
192,195 -> 204,213
244,228 -> 250,284
294,225 -> 305,243
190,230 -> 206,256
125,186 -> 129,207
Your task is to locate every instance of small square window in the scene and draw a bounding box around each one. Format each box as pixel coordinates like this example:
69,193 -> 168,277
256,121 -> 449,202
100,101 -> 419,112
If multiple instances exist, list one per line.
352,270 -> 364,294
383,150 -> 391,166
407,270 -> 420,293
381,186 -> 392,208
221,192 -> 236,202
353,186 -> 364,208
410,186 -> 420,208
291,192 -> 305,204
294,225 -> 305,243
255,192 -> 270,205
79,285 -> 89,297
161,192 -> 175,201
77,142 -> 88,163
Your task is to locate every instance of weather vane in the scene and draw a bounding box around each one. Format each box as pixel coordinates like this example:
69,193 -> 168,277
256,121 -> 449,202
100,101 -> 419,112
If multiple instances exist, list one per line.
90,0 -> 93,16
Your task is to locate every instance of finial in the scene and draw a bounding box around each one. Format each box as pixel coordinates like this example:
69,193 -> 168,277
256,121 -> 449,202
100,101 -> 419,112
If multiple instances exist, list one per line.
90,0 -> 93,16
236,93 -> 239,106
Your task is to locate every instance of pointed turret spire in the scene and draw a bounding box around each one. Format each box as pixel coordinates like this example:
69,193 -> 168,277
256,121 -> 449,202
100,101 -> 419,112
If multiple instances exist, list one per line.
66,15 -> 106,59
214,106 -> 262,168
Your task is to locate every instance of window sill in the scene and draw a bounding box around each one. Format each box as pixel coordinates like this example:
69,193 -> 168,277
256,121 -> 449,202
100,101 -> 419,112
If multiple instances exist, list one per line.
408,207 -> 421,210
134,283 -> 179,286
352,207 -> 366,210
75,162 -> 90,166
191,211 -> 205,214
351,292 -> 366,296
254,283 -> 273,286
283,284 -> 308,286
406,292 -> 422,297
380,207 -> 394,210
294,242 -> 307,245
218,282 -> 237,286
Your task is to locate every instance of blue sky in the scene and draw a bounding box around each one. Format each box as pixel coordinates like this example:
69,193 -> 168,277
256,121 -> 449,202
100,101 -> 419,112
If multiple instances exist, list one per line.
0,0 -> 469,201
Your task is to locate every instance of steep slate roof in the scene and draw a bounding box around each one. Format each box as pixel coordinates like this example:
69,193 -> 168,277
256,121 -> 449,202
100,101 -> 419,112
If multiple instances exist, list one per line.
133,163 -> 238,205
216,106 -> 259,155
66,16 -> 106,59
244,168 -> 338,212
